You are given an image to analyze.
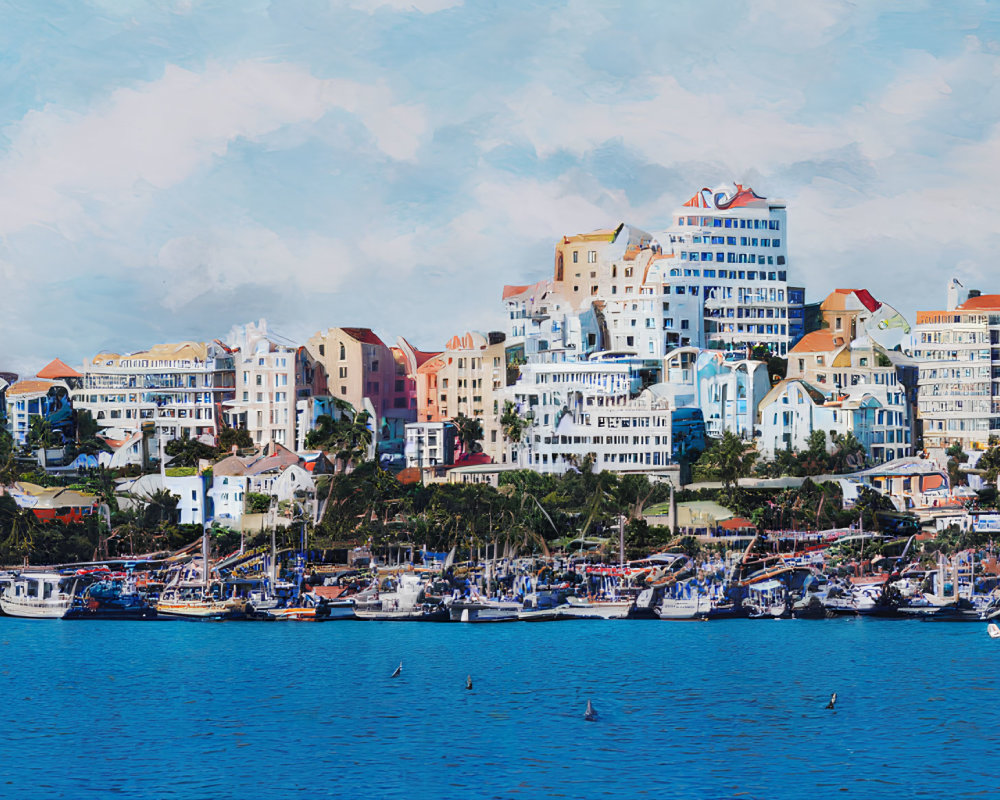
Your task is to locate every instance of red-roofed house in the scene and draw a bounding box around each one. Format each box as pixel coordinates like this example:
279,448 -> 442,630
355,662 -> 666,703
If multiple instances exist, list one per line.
307,326 -> 418,425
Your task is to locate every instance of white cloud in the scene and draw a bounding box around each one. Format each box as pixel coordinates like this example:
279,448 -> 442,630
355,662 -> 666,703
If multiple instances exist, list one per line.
155,225 -> 358,309
0,60 -> 426,240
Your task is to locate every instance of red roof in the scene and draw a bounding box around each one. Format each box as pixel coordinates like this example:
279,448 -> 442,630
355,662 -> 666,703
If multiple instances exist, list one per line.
37,358 -> 81,379
720,516 -> 755,530
398,337 -> 440,369
341,327 -> 385,347
502,284 -> 531,299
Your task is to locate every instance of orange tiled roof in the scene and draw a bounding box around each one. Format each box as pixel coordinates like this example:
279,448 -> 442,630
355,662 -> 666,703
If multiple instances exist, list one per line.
789,330 -> 846,354
6,379 -> 56,396
37,358 -> 81,379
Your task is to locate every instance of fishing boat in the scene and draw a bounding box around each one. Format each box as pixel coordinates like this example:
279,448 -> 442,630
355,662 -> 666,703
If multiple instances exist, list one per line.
657,573 -> 734,620
156,583 -> 245,620
558,595 -> 632,620
743,578 -> 787,618
517,589 -> 571,621
63,576 -> 158,620
448,597 -> 522,622
265,593 -> 355,621
0,572 -> 75,619
353,573 -> 448,621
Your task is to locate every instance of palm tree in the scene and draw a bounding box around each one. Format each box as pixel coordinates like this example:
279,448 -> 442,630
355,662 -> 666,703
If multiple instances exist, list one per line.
453,413 -> 484,458
500,401 -> 524,444
27,416 -> 56,450
702,431 -> 759,497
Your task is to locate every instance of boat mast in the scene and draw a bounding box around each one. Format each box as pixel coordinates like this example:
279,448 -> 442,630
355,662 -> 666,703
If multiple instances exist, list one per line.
202,523 -> 210,594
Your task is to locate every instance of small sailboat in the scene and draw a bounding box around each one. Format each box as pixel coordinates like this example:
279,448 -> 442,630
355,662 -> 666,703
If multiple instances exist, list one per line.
987,622 -> 1000,639
584,700 -> 597,722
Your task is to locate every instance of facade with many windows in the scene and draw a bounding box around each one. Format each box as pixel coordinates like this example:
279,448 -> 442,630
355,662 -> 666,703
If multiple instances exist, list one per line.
72,341 -> 234,445
223,320 -> 310,449
503,356 -> 672,475
914,291 -> 1000,452
658,184 -> 805,354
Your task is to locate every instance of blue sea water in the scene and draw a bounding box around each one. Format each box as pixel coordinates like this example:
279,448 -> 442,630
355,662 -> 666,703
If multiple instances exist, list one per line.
0,617 -> 996,800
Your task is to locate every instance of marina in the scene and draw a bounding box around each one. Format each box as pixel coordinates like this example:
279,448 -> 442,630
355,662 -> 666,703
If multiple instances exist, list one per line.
0,611 -> 996,799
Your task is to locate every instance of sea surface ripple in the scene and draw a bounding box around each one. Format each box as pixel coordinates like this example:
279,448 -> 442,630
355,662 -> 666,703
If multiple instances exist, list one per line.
0,617 -> 995,799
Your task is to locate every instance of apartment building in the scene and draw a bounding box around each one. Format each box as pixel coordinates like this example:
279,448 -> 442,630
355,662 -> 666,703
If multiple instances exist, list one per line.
414,331 -> 508,461
223,320 -> 312,449
659,184 -> 805,355
72,342 -> 234,445
504,356 -> 672,475
307,327 -> 414,419
914,285 -> 1000,452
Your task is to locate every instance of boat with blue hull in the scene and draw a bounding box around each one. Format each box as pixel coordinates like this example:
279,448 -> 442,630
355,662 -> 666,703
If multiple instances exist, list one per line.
63,578 -> 158,620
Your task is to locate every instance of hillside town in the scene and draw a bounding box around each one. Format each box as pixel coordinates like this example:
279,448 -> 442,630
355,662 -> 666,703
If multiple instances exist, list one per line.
1,181 -> 999,592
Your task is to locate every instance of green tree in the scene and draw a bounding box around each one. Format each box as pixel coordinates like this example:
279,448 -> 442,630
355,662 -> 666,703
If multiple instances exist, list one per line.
164,433 -> 217,467
694,431 -> 759,495
977,436 -> 1000,486
452,413 -> 484,457
500,401 -> 524,444
27,416 -> 57,450
946,441 -> 969,488
218,425 -> 253,452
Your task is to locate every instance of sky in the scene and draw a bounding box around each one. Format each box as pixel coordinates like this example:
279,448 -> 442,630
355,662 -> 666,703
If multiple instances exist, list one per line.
2,0 -> 1000,376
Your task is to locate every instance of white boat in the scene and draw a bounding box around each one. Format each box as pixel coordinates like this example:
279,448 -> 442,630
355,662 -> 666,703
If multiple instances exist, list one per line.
657,594 -> 713,620
988,623 -> 1000,639
558,596 -> 632,620
0,572 -> 75,619
744,579 -> 787,618
354,573 -> 448,621
517,590 -> 570,621
448,597 -> 522,622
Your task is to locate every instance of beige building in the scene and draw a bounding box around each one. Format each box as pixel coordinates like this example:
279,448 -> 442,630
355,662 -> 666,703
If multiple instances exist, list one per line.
223,320 -> 322,449
307,327 -> 413,419
414,331 -> 508,461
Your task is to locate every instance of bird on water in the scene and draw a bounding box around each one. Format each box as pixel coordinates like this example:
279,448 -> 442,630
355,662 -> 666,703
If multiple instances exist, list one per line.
825,692 -> 837,710
584,699 -> 597,722
391,662 -> 402,678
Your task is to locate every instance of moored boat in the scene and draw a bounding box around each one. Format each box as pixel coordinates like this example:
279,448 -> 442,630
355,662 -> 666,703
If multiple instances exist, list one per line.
64,576 -> 158,620
448,597 -> 522,622
0,572 -> 75,619
558,595 -> 632,620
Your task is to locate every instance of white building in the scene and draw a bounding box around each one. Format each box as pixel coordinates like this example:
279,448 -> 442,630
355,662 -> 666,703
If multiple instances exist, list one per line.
505,356 -> 673,475
72,342 -> 235,446
224,320 -> 308,449
404,421 -> 456,469
208,474 -> 248,526
658,183 -> 805,354
914,284 -> 1000,453
757,379 -> 910,463
660,348 -> 771,439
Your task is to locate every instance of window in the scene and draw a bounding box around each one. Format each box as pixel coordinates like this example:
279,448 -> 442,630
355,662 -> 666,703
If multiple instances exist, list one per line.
573,251 -> 579,263
255,375 -> 262,386
339,343 -> 346,360
339,366 -> 347,379
681,319 -> 689,330
587,250 -> 597,263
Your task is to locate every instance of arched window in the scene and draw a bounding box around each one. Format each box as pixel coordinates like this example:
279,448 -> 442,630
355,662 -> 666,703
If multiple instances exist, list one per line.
556,252 -> 564,282
339,342 -> 346,360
